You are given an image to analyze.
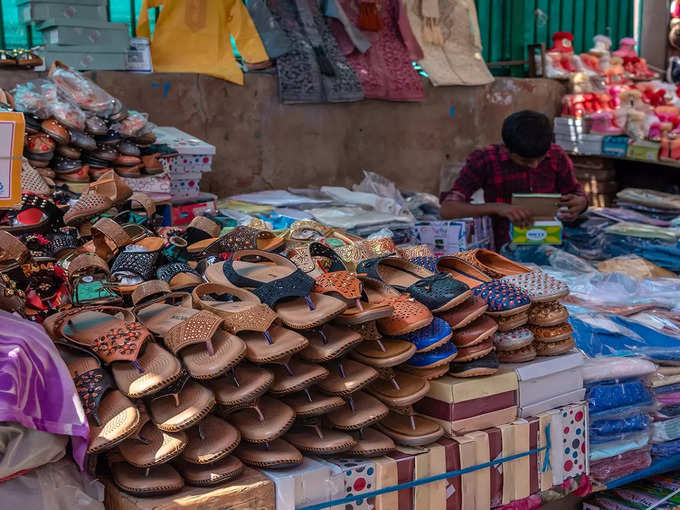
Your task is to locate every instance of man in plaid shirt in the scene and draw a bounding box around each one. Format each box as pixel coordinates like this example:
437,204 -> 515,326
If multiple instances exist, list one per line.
440,110 -> 588,248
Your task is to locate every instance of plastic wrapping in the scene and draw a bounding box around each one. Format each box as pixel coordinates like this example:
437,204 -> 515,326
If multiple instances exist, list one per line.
12,80 -> 54,119
590,431 -> 651,462
589,446 -> 652,483
48,62 -> 115,114
651,415 -> 680,443
587,379 -> 654,414
604,222 -> 680,242
591,413 -> 651,443
353,170 -> 412,218
651,437 -> 680,458
581,357 -> 657,384
113,110 -> 148,137
598,255 -> 679,279
654,404 -> 680,420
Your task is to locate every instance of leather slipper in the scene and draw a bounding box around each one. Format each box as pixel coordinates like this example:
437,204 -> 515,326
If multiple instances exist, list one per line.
496,311 -> 529,332
111,461 -> 184,496
67,357 -> 140,454
150,380 -> 216,432
235,438 -> 303,469
348,428 -> 395,457
400,363 -> 450,380
135,288 -> 246,379
176,455 -> 244,487
230,396 -> 295,443
528,302 -> 569,327
207,363 -> 274,412
492,327 -> 534,352
449,351 -> 499,378
451,315 -> 498,348
188,226 -> 284,257
367,369 -> 430,408
501,270 -> 570,303
400,317 -> 453,353
497,344 -> 537,363
376,412 -> 444,447
112,342 -> 183,399
119,421 -> 187,468
204,251 -> 347,329
318,359 -> 379,396
325,391 -> 389,430
281,389 -> 346,417
299,324 -> 363,363
351,338 -> 416,368
453,337 -> 494,362
269,358 -> 329,395
181,415 -> 241,464
240,325 -> 309,364
285,424 -> 356,455
534,337 -> 575,356
404,342 -> 458,368
529,323 -> 573,343
456,248 -> 531,278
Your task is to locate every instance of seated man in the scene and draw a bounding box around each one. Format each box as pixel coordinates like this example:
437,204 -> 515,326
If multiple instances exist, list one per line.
440,110 -> 588,249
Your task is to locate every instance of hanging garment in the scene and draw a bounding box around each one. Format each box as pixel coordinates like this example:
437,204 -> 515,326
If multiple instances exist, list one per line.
267,0 -> 364,103
405,0 -> 493,86
247,0 -> 292,59
137,0 -> 269,85
331,0 -> 425,101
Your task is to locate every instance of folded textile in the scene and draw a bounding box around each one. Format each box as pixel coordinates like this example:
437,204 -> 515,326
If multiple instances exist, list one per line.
604,222 -> 680,242
591,413 -> 651,443
590,432 -> 650,462
587,380 -> 653,413
581,356 -> 657,384
0,423 -> 67,479
652,438 -> 680,458
0,311 -> 88,470
589,446 -> 652,483
652,415 -> 680,443
591,208 -> 671,227
655,404 -> 680,419
617,188 -> 680,211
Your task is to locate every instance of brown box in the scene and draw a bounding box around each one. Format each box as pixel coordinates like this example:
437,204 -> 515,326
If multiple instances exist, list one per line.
104,468 -> 275,510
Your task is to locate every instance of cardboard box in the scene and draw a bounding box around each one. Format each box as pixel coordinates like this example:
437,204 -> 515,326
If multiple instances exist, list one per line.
153,127 -> 216,173
18,1 -> 108,24
412,217 -> 492,257
37,44 -> 126,71
172,197 -> 217,225
510,194 -> 562,245
602,136 -> 630,157
485,421 -> 531,507
627,140 -> 660,162
39,19 -> 130,47
262,458 -> 334,510
104,467 -> 275,510
501,352 -> 585,418
0,111 -> 25,209
415,371 -> 518,437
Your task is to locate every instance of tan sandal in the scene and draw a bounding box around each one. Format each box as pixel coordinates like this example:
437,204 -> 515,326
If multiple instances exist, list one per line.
176,455 -> 244,486
298,324 -> 363,363
376,410 -> 444,447
110,459 -> 184,496
118,416 -> 187,468
285,423 -> 356,455
317,359 -> 379,397
326,391 -> 389,430
207,363 -> 274,414
229,396 -> 296,444
348,428 -> 395,457
366,369 -> 431,408
149,380 -> 216,432
268,357 -> 329,395
234,438 -> 303,469
281,388 -> 346,417
181,415 -> 241,464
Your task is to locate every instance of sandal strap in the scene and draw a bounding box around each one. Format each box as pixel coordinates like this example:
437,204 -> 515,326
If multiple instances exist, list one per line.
92,217 -> 131,258
45,232 -> 79,258
148,370 -> 190,403
156,262 -> 200,284
128,192 -> 156,218
110,248 -> 161,281
0,231 -> 30,265
187,216 -> 220,239
165,310 -> 223,355
91,321 -> 150,364
309,242 -> 347,271
68,253 -> 110,279
313,271 -> 361,300
73,367 -> 114,423
131,279 -> 171,306
199,226 -> 276,257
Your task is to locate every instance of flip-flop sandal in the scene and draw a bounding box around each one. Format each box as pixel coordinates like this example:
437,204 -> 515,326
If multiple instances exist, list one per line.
149,380 -> 216,432
134,284 -> 246,380
497,344 -> 537,363
492,327 -> 534,352
376,412 -> 444,447
456,249 -> 531,278
496,310 -> 529,331
449,351 -> 499,378
110,460 -> 184,496
229,396 -> 296,443
281,389 -> 346,417
451,315 -> 499,348
404,342 -> 458,368
366,369 -> 430,408
438,296 -> 488,330
157,262 -> 203,290
110,237 -> 164,293
348,428 -> 395,457
268,358 -> 329,395
205,250 -> 347,329
112,342 -> 184,399
284,423 -> 356,455
358,276 -> 433,336
346,320 -> 383,342
239,325 -> 309,364
501,270 -> 570,303
317,359 -> 379,397
181,415 -> 241,464
207,363 -> 274,413
350,338 -> 416,368
188,226 -> 284,258
67,356 -> 140,454
118,420 -> 188,468
398,316 -> 453,353
534,337 -> 575,356
325,391 -> 389,430
357,256 -> 471,313
298,324 -> 363,363
175,456 -> 244,487
454,337 -> 494,362
529,323 -> 573,343
400,363 -> 450,380
528,302 -> 569,327
234,438 -> 303,469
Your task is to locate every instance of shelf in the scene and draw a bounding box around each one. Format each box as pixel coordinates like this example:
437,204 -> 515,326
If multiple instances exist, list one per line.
603,455 -> 680,490
567,152 -> 680,170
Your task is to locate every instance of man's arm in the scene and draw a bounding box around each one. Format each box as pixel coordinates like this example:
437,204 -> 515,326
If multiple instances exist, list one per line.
554,148 -> 588,222
441,201 -> 534,227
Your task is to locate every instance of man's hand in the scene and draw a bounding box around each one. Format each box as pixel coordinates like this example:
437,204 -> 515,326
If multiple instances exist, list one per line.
559,194 -> 588,222
494,203 -> 534,227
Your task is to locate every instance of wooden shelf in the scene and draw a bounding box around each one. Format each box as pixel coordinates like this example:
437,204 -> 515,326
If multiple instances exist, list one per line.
567,152 -> 680,170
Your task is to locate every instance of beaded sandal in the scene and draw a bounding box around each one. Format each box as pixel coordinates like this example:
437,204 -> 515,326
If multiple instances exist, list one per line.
187,225 -> 284,258
109,236 -> 165,293
157,262 -> 203,290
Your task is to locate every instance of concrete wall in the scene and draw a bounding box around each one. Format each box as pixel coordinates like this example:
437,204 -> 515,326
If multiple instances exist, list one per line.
1,71 -> 566,197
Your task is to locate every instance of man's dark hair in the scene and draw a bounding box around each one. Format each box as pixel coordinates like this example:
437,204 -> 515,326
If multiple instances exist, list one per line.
501,110 -> 553,158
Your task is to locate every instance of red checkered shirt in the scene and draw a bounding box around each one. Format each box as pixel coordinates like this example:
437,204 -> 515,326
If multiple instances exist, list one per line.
440,144 -> 585,247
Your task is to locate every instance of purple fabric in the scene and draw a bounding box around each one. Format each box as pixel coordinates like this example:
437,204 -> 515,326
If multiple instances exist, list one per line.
0,310 -> 88,470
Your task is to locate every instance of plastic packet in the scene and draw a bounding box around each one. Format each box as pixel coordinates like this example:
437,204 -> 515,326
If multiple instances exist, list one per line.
582,356 -> 658,384
589,401 -> 657,422
113,110 -> 148,137
590,431 -> 651,462
49,61 -> 115,114
12,79 -> 53,119
587,379 -> 653,413
590,413 -> 652,444
353,170 -> 413,217
651,437 -> 680,458
589,446 -> 652,483
367,228 -> 394,240
651,414 -> 680,442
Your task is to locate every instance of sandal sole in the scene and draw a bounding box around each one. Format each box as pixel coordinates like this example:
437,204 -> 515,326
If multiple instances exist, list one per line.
183,466 -> 244,487
123,370 -> 184,400
126,443 -> 188,469
189,345 -> 247,381
155,398 -> 216,433
290,441 -> 356,455
446,304 -> 488,330
113,482 -> 183,497
375,426 -> 444,447
289,400 -> 346,418
349,447 -> 395,457
533,331 -> 573,343
350,346 -> 417,369
88,411 -> 141,455
299,338 -> 364,364
237,457 -> 302,469
321,371 -> 380,398
268,372 -> 329,396
214,380 -> 273,408
243,412 -> 296,444
431,290 -> 473,314
183,436 -> 241,465
497,349 -> 537,363
454,345 -> 494,363
329,409 -> 389,431
246,342 -> 309,364
281,306 -> 347,330
449,366 -> 499,378
485,303 -> 532,318
415,331 -> 453,354
336,308 -> 397,326
407,351 -> 459,370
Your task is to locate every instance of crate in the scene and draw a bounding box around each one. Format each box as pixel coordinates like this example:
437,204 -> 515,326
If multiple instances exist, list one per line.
39,19 -> 130,47
18,1 -> 107,24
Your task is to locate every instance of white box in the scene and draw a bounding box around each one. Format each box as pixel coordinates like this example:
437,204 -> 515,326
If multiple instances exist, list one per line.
261,458 -> 334,510
412,217 -> 492,256
153,126 -> 215,172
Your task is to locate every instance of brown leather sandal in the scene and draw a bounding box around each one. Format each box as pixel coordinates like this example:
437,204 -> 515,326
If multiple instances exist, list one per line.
285,423 -> 356,455
281,388 -> 346,417
325,391 -> 389,430
175,455 -> 244,486
298,324 -> 363,363
239,324 -> 309,364
348,428 -> 396,457
207,363 -> 274,414
366,369 -> 430,408
118,415 -> 187,468
350,338 -> 417,368
229,396 -> 296,444
450,315 -> 498,348
149,380 -> 216,432
110,458 -> 184,496
269,358 -> 329,395
400,363 -> 450,380
234,438 -> 303,469
181,415 -> 241,464
376,410 -> 444,447
317,359 -> 379,397
438,296 -> 488,330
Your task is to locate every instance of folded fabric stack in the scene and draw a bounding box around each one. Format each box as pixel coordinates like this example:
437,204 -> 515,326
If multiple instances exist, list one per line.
649,366 -> 680,461
582,357 -> 657,484
586,473 -> 680,509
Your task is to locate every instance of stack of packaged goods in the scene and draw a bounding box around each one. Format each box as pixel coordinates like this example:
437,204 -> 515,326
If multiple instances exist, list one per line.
583,357 -> 658,484
586,473 -> 680,509
650,367 -> 680,461
553,116 -> 603,156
